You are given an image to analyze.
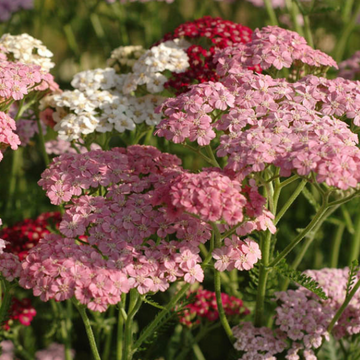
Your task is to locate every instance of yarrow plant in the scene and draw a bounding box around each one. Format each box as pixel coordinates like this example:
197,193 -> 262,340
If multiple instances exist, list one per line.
179,287 -> 249,327
41,67 -> 164,142
233,267 -> 360,360
2,7 -> 360,360
157,16 -> 253,92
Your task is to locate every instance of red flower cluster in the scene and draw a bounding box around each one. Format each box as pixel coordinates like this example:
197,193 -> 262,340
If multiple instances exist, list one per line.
179,287 -> 249,327
159,16 -> 252,93
4,298 -> 36,330
0,212 -> 61,260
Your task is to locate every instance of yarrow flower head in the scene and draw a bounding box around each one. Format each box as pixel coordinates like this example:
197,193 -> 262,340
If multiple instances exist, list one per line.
107,45 -> 145,72
0,33 -> 54,72
0,111 -> 20,162
4,297 -> 36,330
179,287 -> 249,327
158,16 -> 253,93
157,59 -> 360,190
0,212 -> 61,260
121,39 -> 190,94
23,146 -> 205,311
215,25 -> 338,76
42,67 -> 164,141
233,267 -> 360,360
35,343 -> 75,360
27,145 -> 269,311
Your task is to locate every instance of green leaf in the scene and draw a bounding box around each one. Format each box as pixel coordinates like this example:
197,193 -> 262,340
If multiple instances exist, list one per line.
274,259 -> 328,300
346,260 -> 359,297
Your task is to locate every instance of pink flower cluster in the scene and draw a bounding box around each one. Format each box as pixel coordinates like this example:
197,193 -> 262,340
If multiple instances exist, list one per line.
153,168 -> 275,232
233,322 -> 287,360
156,81 -> 234,146
0,252 -> 21,281
0,60 -> 56,102
15,119 -> 46,146
0,111 -> 20,161
301,268 -> 360,339
157,62 -> 360,189
215,26 -> 337,74
338,51 -> 360,80
24,145 -> 271,311
234,267 -> 360,359
23,146 -> 214,311
0,341 -> 74,360
45,138 -> 101,155
179,287 -> 249,327
35,343 -> 75,360
212,235 -> 261,272
153,169 -> 247,224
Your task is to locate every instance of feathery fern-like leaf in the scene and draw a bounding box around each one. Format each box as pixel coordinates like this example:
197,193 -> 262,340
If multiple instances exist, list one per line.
346,260 -> 359,297
275,259 -> 328,300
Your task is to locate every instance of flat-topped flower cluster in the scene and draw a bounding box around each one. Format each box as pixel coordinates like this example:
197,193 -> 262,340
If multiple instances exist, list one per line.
42,67 -> 164,141
233,268 -> 360,360
18,145 -> 273,311
179,287 -> 249,327
157,26 -> 360,190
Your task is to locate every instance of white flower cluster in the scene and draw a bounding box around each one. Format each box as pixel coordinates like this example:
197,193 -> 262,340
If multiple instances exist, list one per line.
0,33 -> 54,72
122,39 -> 190,94
41,68 -> 164,141
107,45 -> 145,69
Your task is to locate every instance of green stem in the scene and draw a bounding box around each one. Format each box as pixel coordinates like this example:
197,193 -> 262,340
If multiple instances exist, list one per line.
175,323 -> 221,360
117,294 -> 126,360
74,302 -> 101,360
274,179 -> 307,225
335,2 -> 360,62
113,3 -> 130,45
211,222 -> 234,342
183,143 -> 218,167
102,306 -> 115,360
192,343 -> 206,360
348,212 -> 360,265
12,334 -> 33,360
0,281 -> 11,326
132,283 -> 191,355
254,230 -> 272,327
58,302 -> 73,360
64,23 -> 80,57
269,195 -> 330,268
341,205 -> 355,234
286,0 -> 304,36
342,0 -> 355,21
5,147 -> 22,214
280,206 -> 339,291
123,290 -> 142,360
328,278 -> 360,333
37,113 -> 50,166
330,222 -> 345,268
205,145 -> 221,168
279,175 -> 300,189
263,0 -> 279,25
302,15 -> 314,48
